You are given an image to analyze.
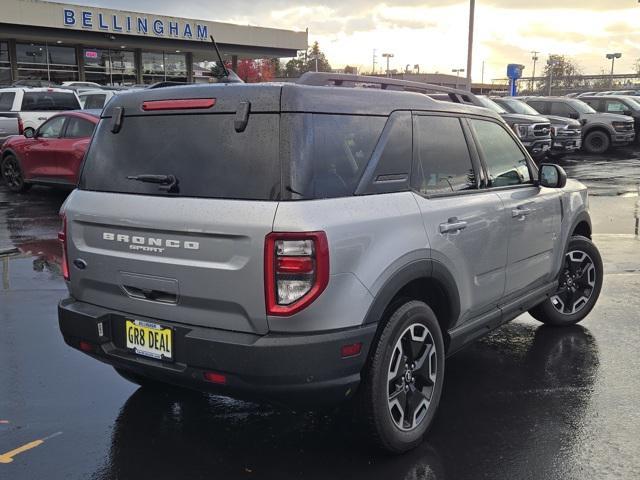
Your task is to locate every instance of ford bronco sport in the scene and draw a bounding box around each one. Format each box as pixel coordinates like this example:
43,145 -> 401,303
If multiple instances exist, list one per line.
58,73 -> 603,453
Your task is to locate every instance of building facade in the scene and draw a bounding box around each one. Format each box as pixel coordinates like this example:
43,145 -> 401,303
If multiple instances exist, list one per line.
0,0 -> 307,85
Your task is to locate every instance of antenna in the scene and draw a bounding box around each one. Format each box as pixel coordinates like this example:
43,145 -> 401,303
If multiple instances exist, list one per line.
210,36 -> 229,77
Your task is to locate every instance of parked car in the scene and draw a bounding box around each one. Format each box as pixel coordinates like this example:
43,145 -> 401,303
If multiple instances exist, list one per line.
492,97 -> 582,157
57,73 -> 602,454
521,96 -> 635,154
79,89 -> 120,110
0,87 -> 81,136
0,110 -> 99,192
61,81 -> 103,88
580,95 -> 640,140
609,90 -> 640,96
475,95 -> 552,160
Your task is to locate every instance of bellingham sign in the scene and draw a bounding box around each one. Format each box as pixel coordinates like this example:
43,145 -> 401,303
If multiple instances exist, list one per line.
63,8 -> 209,41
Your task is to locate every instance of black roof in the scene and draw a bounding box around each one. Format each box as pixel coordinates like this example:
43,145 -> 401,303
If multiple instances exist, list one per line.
102,81 -> 502,121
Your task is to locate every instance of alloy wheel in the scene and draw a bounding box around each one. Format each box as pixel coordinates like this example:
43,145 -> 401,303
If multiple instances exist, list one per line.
551,250 -> 596,315
387,323 -> 438,431
1,157 -> 23,190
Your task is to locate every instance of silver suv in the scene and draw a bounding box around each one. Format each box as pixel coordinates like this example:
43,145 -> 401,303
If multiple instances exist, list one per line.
58,73 -> 603,453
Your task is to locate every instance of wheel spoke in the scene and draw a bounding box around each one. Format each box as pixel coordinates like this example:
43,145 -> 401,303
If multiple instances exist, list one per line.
404,386 -> 429,430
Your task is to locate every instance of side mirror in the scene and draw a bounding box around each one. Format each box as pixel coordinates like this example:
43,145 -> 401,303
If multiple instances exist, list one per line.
623,110 -> 632,116
24,129 -> 34,138
539,163 -> 567,189
569,112 -> 580,120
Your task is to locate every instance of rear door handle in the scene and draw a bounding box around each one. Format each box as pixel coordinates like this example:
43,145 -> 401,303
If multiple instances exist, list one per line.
512,207 -> 534,218
439,218 -> 468,234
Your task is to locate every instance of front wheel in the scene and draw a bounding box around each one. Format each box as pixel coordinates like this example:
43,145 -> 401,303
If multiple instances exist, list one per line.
359,300 -> 445,453
583,130 -> 610,154
529,235 -> 603,326
1,154 -> 31,193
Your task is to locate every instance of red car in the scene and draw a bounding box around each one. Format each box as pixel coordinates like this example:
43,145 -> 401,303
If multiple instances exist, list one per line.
0,110 -> 99,192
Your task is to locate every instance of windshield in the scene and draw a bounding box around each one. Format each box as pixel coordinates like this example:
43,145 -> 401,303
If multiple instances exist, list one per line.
498,99 -> 541,116
477,96 -> 507,114
569,99 -> 596,114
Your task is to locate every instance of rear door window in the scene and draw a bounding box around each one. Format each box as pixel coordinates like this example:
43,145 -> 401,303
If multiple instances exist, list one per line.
470,119 -> 531,187
550,102 -> 577,117
0,92 -> 15,111
81,113 -> 280,200
412,115 -> 477,195
21,92 -> 80,111
64,117 -> 95,138
527,101 -> 549,115
83,94 -> 107,109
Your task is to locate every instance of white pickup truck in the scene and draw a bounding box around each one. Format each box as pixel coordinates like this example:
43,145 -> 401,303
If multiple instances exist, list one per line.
0,87 -> 81,136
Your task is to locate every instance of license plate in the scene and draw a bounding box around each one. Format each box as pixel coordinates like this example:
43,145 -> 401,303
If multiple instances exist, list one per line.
125,319 -> 173,361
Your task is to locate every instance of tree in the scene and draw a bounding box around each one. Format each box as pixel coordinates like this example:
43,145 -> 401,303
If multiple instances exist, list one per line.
542,55 -> 582,94
344,65 -> 357,74
235,59 -> 274,83
283,41 -> 332,78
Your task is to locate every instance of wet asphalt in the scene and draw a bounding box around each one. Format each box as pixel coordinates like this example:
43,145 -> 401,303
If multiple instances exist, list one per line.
1,149 -> 639,479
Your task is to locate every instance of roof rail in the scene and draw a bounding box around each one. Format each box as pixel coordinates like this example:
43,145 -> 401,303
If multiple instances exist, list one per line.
297,72 -> 483,107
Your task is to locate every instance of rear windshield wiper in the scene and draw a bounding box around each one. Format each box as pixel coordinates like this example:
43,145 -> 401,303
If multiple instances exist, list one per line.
127,174 -> 179,193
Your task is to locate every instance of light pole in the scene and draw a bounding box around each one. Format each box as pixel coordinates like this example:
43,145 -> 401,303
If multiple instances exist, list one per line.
466,0 -> 475,91
382,53 -> 394,77
606,52 -> 622,89
531,51 -> 539,93
452,68 -> 465,89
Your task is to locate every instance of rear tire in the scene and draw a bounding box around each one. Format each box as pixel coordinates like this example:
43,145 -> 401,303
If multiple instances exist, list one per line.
529,235 -> 603,326
1,154 -> 31,193
583,130 -> 610,154
359,300 -> 445,454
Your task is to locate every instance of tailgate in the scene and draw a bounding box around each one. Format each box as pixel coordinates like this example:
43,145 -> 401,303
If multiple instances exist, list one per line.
64,190 -> 276,335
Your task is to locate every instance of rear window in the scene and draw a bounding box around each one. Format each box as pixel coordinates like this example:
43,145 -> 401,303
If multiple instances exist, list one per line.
80,113 -> 280,200
21,92 -> 80,111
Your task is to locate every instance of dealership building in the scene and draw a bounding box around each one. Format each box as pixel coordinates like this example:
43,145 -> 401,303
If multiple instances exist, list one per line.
0,0 -> 308,85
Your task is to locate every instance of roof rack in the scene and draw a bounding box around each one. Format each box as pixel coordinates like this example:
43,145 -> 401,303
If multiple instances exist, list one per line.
297,72 -> 483,107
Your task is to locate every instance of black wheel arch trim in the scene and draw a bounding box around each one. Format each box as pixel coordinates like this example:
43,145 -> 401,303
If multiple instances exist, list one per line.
582,125 -> 613,138
361,258 -> 461,334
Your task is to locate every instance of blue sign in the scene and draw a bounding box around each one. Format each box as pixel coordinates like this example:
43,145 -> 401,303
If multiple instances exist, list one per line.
506,64 -> 525,96
63,8 -> 209,41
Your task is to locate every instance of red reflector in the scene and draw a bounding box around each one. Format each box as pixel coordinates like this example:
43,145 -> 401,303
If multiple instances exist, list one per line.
203,372 -> 227,385
341,342 -> 362,358
79,341 -> 94,352
141,98 -> 216,111
276,256 -> 313,274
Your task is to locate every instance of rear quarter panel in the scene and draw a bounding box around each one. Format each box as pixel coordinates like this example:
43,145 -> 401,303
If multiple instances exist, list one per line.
270,192 -> 429,333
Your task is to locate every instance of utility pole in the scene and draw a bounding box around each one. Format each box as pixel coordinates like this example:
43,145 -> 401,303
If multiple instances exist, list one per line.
372,49 -> 377,75
382,53 -> 394,77
480,61 -> 485,94
606,52 -> 622,89
466,0 -> 475,91
531,51 -> 539,93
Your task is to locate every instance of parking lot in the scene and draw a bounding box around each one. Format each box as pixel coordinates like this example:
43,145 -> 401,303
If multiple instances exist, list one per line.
0,146 -> 638,479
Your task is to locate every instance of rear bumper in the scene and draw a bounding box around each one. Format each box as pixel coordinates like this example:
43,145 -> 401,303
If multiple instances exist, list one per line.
58,297 -> 377,406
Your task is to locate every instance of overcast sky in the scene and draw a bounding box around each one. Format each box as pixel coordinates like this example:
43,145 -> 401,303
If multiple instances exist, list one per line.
52,0 -> 640,81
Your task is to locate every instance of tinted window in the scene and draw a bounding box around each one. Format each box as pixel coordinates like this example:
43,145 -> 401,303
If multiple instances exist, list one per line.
550,102 -> 576,117
527,101 -> 549,115
470,119 -> 531,187
0,92 -> 15,111
412,116 -> 476,195
289,114 -> 386,199
21,92 -> 80,111
81,113 -> 280,200
38,116 -> 66,138
65,117 -> 95,138
83,94 -> 107,109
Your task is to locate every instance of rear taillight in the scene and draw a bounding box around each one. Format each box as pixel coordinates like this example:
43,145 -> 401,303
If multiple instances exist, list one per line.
264,232 -> 329,316
58,214 -> 69,281
17,115 -> 23,135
